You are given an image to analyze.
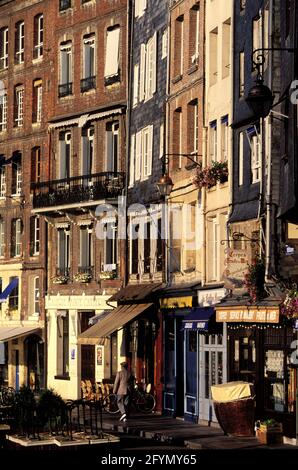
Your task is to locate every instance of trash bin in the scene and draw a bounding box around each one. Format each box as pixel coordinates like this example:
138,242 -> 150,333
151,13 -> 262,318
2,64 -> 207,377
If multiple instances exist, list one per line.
211,381 -> 255,437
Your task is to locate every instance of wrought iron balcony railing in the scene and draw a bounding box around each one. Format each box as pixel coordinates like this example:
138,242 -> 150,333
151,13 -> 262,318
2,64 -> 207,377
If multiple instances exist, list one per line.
80,76 -> 96,92
58,82 -> 73,98
31,171 -> 125,209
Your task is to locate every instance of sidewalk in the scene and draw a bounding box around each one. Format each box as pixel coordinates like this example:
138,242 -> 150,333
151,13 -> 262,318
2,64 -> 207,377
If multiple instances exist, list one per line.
100,413 -> 297,450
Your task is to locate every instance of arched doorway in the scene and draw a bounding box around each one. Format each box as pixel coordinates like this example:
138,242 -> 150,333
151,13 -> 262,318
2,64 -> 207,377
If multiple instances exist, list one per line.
24,334 -> 45,391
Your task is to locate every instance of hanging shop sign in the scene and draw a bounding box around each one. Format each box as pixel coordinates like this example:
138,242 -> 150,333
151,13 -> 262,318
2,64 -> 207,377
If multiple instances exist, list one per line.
216,306 -> 280,324
160,296 -> 193,309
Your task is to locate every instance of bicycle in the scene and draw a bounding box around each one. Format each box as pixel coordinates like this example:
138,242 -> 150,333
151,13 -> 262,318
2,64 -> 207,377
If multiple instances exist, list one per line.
103,384 -> 156,414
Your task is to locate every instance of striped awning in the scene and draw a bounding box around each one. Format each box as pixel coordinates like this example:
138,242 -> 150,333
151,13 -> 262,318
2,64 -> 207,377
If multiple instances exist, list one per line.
78,303 -> 154,345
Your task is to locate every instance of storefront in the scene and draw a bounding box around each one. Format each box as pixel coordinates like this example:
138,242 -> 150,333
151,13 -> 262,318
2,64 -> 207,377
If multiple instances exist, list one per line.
216,299 -> 297,438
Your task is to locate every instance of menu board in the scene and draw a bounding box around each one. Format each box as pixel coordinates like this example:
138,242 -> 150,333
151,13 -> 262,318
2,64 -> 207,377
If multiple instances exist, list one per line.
265,350 -> 284,378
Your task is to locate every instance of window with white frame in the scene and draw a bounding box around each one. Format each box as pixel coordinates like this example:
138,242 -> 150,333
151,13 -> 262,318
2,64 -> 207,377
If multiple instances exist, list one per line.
133,63 -> 139,106
104,26 -> 120,82
81,126 -> 94,177
239,51 -> 245,97
0,164 -> 6,197
0,219 -> 5,257
221,116 -> 229,161
106,122 -> 119,172
33,277 -> 40,315
0,93 -> 7,132
135,0 -> 147,18
129,133 -> 135,187
135,125 -> 153,181
11,218 -> 22,257
139,33 -> 157,102
32,79 -> 42,123
15,21 -> 24,64
12,153 -> 22,196
14,86 -> 24,127
210,219 -> 219,281
238,131 -> 244,186
103,220 -> 118,271
59,42 -> 72,97
247,126 -> 261,183
209,121 -> 217,162
81,35 -> 95,92
79,225 -> 93,272
57,228 -> 70,275
30,216 -> 40,256
0,27 -> 8,70
59,131 -> 71,179
33,14 -> 43,59
161,29 -> 168,59
189,5 -> 200,66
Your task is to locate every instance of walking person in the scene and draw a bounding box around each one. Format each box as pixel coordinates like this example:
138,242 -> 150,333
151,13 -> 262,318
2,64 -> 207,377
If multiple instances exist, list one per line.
113,362 -> 131,422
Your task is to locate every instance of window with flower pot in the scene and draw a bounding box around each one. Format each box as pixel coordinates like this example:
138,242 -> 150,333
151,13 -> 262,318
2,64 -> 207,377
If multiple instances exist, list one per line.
221,116 -> 229,162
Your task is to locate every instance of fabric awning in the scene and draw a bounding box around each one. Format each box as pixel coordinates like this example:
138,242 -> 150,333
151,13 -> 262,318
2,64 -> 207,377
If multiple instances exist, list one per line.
182,307 -> 214,331
0,326 -> 41,342
0,279 -> 18,303
78,303 -> 154,345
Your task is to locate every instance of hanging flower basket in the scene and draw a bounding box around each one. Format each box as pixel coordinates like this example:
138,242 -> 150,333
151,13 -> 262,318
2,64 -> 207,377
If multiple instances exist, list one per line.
193,161 -> 228,189
281,288 -> 298,320
243,258 -> 265,302
52,275 -> 69,285
73,273 -> 92,283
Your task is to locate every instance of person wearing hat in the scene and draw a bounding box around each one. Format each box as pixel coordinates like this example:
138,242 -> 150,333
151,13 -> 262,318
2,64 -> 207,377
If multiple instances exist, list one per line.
113,361 -> 131,422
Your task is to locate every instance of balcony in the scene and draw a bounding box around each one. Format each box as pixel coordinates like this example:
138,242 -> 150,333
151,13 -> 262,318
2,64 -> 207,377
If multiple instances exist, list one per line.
31,172 -> 125,212
58,82 -> 73,98
80,76 -> 96,93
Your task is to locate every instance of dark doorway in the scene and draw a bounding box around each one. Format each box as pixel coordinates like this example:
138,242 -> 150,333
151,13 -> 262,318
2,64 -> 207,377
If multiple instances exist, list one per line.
80,311 -> 95,382
25,335 -> 45,391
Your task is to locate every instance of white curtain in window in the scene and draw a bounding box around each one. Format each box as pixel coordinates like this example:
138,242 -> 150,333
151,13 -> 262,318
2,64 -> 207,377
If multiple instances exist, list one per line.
104,27 -> 120,78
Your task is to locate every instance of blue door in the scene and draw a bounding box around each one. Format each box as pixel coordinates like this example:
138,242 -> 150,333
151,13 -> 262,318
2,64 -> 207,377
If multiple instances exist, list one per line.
184,330 -> 198,421
15,350 -> 19,391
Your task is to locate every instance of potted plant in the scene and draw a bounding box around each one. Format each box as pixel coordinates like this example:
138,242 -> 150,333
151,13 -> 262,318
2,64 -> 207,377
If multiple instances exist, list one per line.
255,419 -> 283,445
52,275 -> 68,285
193,161 -> 228,189
281,288 -> 298,320
243,257 -> 265,302
100,271 -> 117,280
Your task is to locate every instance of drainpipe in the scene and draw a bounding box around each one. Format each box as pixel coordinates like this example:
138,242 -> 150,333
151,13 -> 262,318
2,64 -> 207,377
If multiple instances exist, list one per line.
165,5 -> 171,287
265,0 -> 274,281
201,127 -> 207,286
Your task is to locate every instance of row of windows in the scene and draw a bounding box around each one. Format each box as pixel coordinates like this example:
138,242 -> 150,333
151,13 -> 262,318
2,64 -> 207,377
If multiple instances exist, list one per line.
0,148 -> 41,196
0,216 -> 40,258
0,80 -> 42,131
0,15 -> 43,70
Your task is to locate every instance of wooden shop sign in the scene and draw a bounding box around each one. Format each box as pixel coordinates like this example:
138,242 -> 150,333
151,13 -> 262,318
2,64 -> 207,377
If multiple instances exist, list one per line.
216,307 -> 280,324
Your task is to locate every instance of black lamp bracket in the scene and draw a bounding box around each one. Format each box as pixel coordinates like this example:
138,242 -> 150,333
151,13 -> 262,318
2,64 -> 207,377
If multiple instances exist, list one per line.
161,153 -> 201,174
252,47 -> 297,76
220,231 -> 260,246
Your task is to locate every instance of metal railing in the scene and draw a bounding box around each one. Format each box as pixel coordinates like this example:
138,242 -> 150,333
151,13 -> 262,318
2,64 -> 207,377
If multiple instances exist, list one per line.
58,82 -> 73,98
31,172 -> 125,209
80,76 -> 96,92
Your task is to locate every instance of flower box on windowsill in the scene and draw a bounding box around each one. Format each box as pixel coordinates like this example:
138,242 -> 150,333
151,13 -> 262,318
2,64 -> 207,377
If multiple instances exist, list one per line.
99,271 -> 117,280
52,276 -> 69,285
73,273 -> 92,283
